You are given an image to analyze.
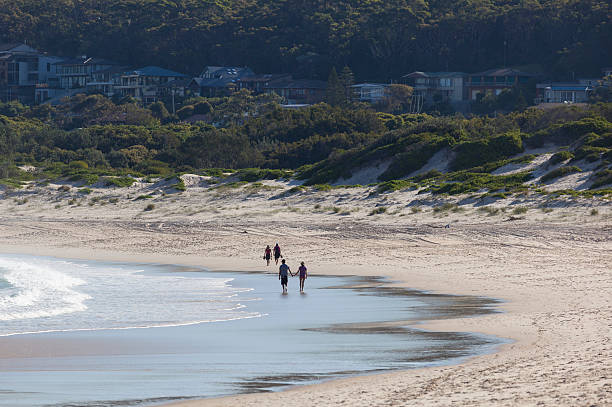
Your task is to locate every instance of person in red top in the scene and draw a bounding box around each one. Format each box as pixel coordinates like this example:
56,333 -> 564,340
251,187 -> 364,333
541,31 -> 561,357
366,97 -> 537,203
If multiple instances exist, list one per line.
297,261 -> 307,292
263,245 -> 272,266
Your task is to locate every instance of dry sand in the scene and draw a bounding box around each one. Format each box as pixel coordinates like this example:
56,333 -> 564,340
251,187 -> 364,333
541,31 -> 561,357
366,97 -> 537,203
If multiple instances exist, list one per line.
0,179 -> 610,406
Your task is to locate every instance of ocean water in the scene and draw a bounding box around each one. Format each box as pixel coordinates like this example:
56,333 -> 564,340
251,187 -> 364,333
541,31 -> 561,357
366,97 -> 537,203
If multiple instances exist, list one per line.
0,254 -> 503,407
0,255 -> 259,336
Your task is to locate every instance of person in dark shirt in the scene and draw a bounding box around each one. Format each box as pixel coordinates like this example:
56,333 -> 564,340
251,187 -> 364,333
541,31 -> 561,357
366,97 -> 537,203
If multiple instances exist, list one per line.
273,243 -> 282,265
278,259 -> 291,294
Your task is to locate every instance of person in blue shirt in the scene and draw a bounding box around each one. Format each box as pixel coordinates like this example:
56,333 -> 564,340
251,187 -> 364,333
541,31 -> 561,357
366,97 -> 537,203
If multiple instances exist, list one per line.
278,259 -> 291,294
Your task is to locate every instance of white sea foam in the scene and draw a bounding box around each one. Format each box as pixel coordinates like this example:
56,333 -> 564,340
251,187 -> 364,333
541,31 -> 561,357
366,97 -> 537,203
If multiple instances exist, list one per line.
0,255 -> 261,336
0,258 -> 90,321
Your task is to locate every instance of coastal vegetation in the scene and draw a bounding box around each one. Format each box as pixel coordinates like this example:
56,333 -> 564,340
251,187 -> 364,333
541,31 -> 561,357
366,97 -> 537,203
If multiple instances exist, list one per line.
1,96 -> 611,197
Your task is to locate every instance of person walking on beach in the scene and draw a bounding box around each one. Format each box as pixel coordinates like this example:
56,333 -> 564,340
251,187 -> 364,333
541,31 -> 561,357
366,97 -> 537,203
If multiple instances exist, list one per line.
278,259 -> 291,294
263,245 -> 272,266
297,261 -> 307,292
273,243 -> 282,265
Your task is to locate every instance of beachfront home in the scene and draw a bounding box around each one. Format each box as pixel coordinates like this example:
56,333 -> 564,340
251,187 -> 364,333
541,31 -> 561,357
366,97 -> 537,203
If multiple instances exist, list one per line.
117,66 -> 188,104
86,66 -> 130,98
0,43 -> 58,103
535,82 -> 593,104
55,57 -> 120,90
190,66 -> 254,97
237,73 -> 292,94
351,83 -> 389,104
466,68 -> 539,100
263,78 -> 327,104
401,71 -> 467,104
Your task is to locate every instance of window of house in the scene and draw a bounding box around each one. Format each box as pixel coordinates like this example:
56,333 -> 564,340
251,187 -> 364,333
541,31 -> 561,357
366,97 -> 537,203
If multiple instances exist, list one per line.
439,78 -> 452,87
47,63 -> 51,72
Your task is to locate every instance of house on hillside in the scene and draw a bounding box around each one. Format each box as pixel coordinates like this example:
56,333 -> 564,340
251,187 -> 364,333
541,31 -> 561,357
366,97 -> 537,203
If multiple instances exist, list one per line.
401,71 -> 467,105
237,73 -> 292,94
263,78 -> 327,104
86,66 -> 130,98
117,66 -> 188,104
0,43 -> 61,103
602,67 -> 612,78
535,82 -> 593,104
466,68 -> 539,100
190,66 -> 254,97
55,57 -> 120,91
351,83 -> 389,104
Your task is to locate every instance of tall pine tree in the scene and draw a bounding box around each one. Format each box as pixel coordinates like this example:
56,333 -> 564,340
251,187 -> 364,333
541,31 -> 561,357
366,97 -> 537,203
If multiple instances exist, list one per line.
339,66 -> 355,104
325,67 -> 344,106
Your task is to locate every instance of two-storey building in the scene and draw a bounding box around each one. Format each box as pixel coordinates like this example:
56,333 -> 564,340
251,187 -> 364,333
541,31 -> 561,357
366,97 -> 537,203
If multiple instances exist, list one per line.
117,66 -> 188,104
466,68 -> 539,100
401,72 -> 467,105
190,66 -> 254,97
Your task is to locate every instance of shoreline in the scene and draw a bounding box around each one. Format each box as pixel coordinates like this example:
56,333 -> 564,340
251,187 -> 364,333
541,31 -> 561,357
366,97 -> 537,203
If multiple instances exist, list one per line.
0,212 -> 609,405
0,249 -> 504,405
0,243 -> 520,405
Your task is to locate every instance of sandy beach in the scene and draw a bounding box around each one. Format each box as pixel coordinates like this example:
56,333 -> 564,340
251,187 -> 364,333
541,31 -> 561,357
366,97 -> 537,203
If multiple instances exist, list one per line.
0,179 -> 610,406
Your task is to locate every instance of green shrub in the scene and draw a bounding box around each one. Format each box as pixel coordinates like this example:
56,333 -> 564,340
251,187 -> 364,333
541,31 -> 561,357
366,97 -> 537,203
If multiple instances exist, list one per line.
452,132 -> 524,171
590,208 -> 599,216
104,177 -> 135,188
82,174 -> 99,185
78,188 -> 92,194
433,203 -> 457,213
478,206 -> 500,216
512,206 -> 528,215
236,168 -> 292,182
313,183 -> 332,192
144,203 -> 155,211
412,169 -> 443,182
172,178 -> 187,191
549,151 -> 574,164
377,179 -> 416,193
591,169 -> 612,189
429,172 -> 531,195
57,185 -> 71,192
541,166 -> 582,182
369,206 -> 387,215
135,194 -> 153,200
69,161 -> 88,170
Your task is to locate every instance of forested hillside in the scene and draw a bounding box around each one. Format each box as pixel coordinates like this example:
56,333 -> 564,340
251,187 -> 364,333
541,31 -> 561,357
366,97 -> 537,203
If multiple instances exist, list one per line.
1,0 -> 610,80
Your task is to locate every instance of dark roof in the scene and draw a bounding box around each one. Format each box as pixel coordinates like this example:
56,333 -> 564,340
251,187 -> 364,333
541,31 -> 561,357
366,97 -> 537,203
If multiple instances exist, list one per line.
265,79 -> 327,90
238,74 -> 292,82
0,43 -> 23,52
200,66 -> 254,79
54,57 -> 120,66
537,83 -> 592,91
126,66 -> 188,78
91,66 -> 131,75
351,83 -> 389,88
403,71 -> 466,78
471,68 -> 540,77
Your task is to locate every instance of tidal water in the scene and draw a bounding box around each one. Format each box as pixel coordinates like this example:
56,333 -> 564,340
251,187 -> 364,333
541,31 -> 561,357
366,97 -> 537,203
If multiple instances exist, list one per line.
0,254 -> 503,407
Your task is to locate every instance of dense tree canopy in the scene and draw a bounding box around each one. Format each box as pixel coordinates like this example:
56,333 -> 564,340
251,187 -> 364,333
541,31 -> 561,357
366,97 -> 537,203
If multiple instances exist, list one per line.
0,0 -> 610,80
